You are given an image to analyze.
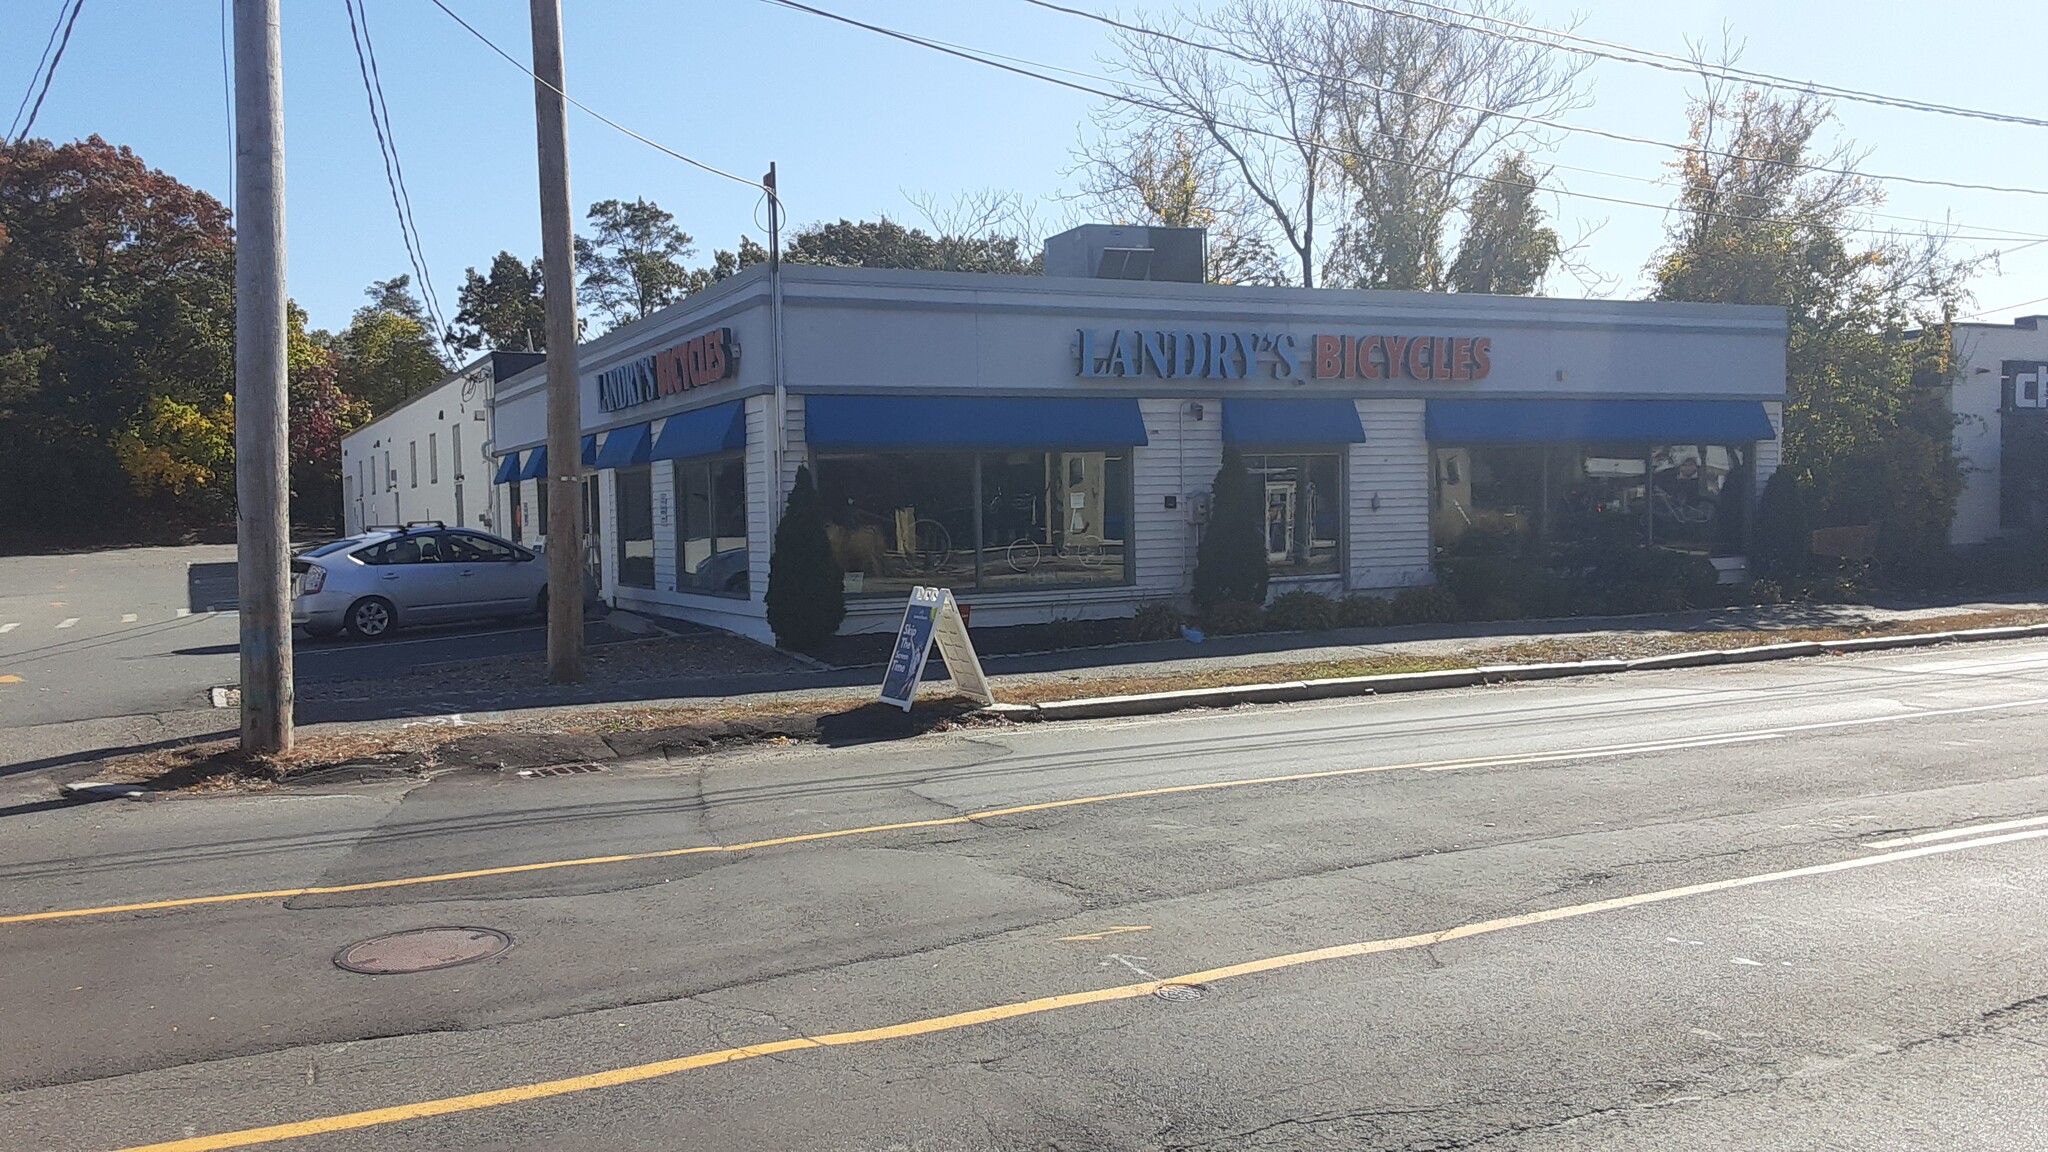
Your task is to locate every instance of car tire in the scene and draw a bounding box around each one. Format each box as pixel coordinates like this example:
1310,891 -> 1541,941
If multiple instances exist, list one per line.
344,596 -> 396,640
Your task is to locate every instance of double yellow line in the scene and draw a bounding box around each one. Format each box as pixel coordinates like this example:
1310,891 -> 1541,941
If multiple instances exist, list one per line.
112,824 -> 2048,1152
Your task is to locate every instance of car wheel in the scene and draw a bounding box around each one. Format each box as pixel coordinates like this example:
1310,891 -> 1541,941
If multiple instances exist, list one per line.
344,597 -> 396,640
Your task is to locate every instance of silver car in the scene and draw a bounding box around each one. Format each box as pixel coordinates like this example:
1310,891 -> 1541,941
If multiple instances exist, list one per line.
291,524 -> 549,640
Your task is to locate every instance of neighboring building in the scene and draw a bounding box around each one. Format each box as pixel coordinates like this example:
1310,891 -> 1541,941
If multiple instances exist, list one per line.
339,351 -> 543,536
476,225 -> 1787,643
1947,316 -> 2048,545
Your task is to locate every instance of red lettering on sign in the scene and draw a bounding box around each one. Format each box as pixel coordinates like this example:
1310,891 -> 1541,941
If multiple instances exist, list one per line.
704,331 -> 728,382
1405,336 -> 1430,380
1450,338 -> 1472,381
1472,337 -> 1492,380
1383,337 -> 1410,380
1432,338 -> 1451,381
1314,334 -> 1343,379
1358,335 -> 1382,380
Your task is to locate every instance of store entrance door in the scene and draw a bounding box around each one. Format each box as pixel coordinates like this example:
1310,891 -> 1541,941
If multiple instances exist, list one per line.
1265,481 -> 1297,562
582,476 -> 604,605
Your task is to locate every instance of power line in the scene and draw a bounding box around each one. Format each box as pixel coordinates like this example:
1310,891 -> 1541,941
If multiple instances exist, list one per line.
760,0 -> 2046,247
1335,0 -> 2048,131
7,1 -> 69,140
344,0 -> 450,355
424,0 -> 778,210
1023,0 -> 2048,203
218,0 -> 233,213
1962,293 -> 2048,321
355,0 -> 450,349
9,0 -> 84,143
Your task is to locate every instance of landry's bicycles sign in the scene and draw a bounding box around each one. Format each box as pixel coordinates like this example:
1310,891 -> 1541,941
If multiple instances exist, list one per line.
1075,328 -> 1492,382
595,327 -> 739,412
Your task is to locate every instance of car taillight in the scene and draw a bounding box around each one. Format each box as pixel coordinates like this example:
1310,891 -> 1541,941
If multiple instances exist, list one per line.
301,566 -> 325,594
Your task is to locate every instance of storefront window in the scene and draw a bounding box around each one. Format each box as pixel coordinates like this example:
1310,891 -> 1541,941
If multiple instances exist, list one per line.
674,456 -> 749,595
1243,453 -> 1341,576
817,451 -> 1131,595
614,465 -> 655,588
1434,444 -> 1751,556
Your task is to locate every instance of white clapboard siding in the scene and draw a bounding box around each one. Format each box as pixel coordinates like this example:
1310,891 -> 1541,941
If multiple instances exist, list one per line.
652,456 -> 678,593
597,468 -> 620,600
1753,401 -> 1783,501
745,394 -> 806,604
1348,398 -> 1434,590
1133,398 -> 1217,598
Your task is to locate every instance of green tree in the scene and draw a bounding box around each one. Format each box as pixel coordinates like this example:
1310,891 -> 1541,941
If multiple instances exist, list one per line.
765,465 -> 846,650
112,393 -> 235,523
448,251 -> 546,352
333,276 -> 447,414
683,236 -> 770,295
785,218 -> 1039,274
287,303 -> 369,533
1193,447 -> 1269,609
1447,153 -> 1560,295
1751,466 -> 1811,578
575,197 -> 695,329
1649,82 -> 1970,556
0,135 -> 235,544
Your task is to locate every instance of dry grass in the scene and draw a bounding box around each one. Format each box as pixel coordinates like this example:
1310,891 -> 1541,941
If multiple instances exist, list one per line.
95,606 -> 2048,793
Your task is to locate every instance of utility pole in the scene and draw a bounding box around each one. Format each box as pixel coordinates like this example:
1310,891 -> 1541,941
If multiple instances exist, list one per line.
530,0 -> 584,683
765,163 -> 787,532
233,0 -> 292,753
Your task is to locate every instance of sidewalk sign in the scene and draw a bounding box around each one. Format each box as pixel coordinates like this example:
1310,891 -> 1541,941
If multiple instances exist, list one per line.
879,586 -> 993,710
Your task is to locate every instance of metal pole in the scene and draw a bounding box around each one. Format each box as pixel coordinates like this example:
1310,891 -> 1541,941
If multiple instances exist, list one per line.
766,163 -> 787,534
233,0 -> 292,754
530,0 -> 584,682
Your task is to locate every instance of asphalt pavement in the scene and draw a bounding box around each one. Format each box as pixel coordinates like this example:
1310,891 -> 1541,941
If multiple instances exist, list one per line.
4,639 -> 2048,1149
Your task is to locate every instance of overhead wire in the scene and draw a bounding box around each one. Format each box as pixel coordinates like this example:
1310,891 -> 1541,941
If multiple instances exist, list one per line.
9,0 -> 85,143
7,0 -> 70,140
761,0 -> 2045,247
218,0 -> 233,213
424,0 -> 778,211
344,0 -> 450,356
1335,0 -> 2048,131
355,0 -> 451,349
1021,0 -> 2048,203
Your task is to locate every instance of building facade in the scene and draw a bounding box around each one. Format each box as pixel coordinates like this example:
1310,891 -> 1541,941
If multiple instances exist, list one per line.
482,260 -> 1787,642
340,351 -> 543,536
1947,316 -> 2048,545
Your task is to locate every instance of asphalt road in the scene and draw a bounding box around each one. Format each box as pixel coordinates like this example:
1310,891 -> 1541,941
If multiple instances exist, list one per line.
0,545 -> 644,775
5,640 -> 2048,1149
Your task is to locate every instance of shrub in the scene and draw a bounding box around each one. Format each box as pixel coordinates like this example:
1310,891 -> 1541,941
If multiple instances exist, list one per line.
1044,615 -> 1097,650
1201,601 -> 1267,635
764,465 -> 845,651
1335,595 -> 1392,629
1747,578 -> 1784,606
1264,590 -> 1337,631
1128,602 -> 1187,642
1752,468 -> 1812,579
1192,447 -> 1269,609
1389,584 -> 1458,624
1471,597 -> 1523,621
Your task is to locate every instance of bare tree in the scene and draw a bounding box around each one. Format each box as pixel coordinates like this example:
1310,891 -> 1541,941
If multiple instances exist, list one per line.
1081,0 -> 1587,291
1072,121 -> 1286,284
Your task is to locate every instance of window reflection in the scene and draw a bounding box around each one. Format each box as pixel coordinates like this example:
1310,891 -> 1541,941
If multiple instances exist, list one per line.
1435,444 -> 1749,555
1243,453 -> 1341,576
674,456 -> 749,596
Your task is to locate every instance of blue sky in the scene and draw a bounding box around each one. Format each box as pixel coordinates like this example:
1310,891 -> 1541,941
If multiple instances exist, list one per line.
7,0 -> 2047,335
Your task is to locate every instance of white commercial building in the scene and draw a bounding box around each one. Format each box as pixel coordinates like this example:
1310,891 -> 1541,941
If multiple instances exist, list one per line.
1947,315 -> 2048,545
340,351 -> 543,536
474,226 -> 1788,643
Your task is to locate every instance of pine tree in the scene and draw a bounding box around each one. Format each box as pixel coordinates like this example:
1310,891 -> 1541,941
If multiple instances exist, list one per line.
1193,447 -> 1270,608
1752,467 -> 1812,579
765,465 -> 846,650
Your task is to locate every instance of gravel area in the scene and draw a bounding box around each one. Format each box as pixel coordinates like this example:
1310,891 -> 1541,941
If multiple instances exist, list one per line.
296,631 -> 810,701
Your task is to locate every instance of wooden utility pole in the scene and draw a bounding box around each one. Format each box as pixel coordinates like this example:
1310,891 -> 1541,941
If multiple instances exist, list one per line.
233,0 -> 293,753
529,0 -> 584,682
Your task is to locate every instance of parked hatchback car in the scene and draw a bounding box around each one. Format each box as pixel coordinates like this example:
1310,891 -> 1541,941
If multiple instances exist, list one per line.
291,524 -> 549,639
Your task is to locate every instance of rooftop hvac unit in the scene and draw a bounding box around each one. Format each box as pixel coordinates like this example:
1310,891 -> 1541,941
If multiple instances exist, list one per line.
1042,224 -> 1206,283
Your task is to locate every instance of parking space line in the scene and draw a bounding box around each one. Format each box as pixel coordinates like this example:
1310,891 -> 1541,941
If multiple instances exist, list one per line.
177,608 -> 191,618
55,618 -> 78,629
0,622 -> 17,634
122,613 -> 138,623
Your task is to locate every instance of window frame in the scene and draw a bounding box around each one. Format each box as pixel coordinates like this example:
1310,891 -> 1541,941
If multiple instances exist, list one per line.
670,453 -> 751,599
613,463 -> 657,590
1235,447 -> 1348,582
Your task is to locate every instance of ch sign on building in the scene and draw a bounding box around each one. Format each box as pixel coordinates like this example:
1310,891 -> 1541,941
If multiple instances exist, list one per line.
596,327 -> 739,412
1076,328 -> 1492,382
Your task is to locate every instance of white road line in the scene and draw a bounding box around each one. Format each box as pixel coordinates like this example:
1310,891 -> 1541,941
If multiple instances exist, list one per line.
1892,651 -> 2048,675
55,617 -> 78,629
1868,814 -> 2048,849
175,608 -> 190,618
121,613 -> 137,624
0,622 -> 16,634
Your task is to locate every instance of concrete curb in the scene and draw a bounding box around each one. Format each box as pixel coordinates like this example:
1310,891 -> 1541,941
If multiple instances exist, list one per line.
1001,622 -> 2048,723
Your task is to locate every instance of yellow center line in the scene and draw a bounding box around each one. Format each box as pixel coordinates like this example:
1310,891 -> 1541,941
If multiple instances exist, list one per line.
108,825 -> 2048,1152
13,694 -> 2048,928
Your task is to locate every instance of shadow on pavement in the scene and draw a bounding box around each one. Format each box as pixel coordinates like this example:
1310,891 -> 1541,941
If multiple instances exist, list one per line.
0,730 -> 235,781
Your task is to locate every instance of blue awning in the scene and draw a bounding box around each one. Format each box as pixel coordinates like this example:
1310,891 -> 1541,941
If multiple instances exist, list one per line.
594,423 -> 652,469
517,447 -> 548,481
581,434 -> 598,468
1425,400 -> 1777,445
1222,399 -> 1366,446
805,395 -> 1149,451
651,400 -> 746,461
493,453 -> 521,485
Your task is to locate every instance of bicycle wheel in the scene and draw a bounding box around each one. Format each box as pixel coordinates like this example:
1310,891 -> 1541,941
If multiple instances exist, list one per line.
909,519 -> 953,574
1070,534 -> 1106,567
1006,538 -> 1042,572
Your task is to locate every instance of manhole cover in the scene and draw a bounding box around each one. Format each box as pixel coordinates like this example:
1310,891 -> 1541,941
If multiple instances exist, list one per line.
335,927 -> 512,975
1153,983 -> 1206,1003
